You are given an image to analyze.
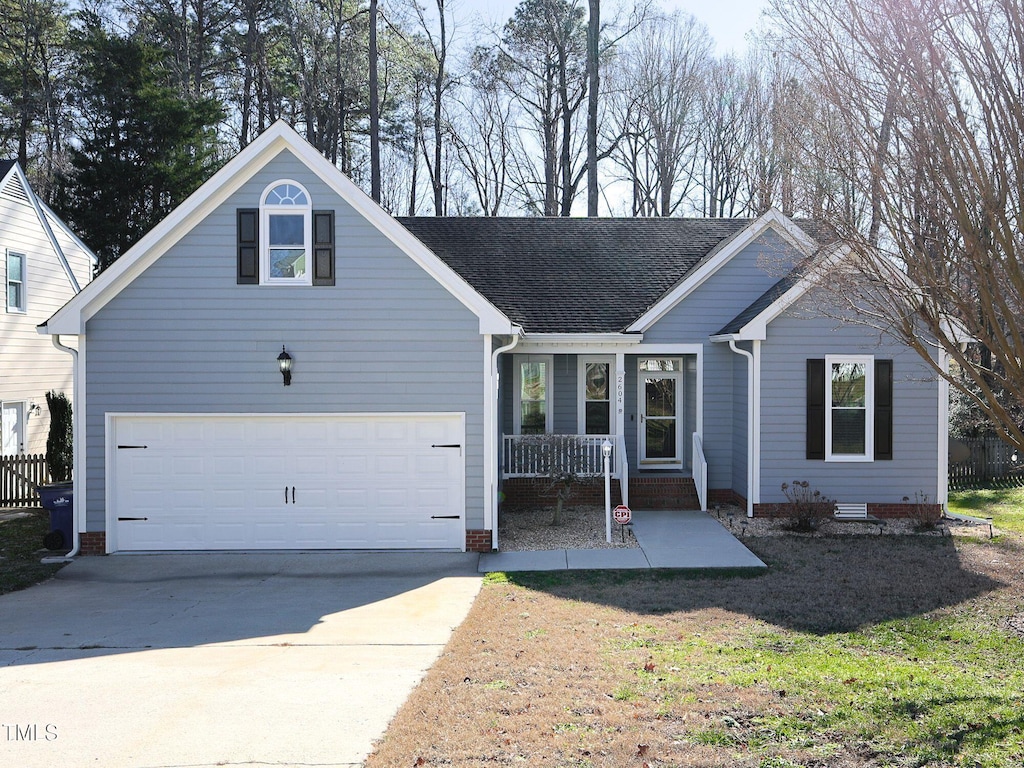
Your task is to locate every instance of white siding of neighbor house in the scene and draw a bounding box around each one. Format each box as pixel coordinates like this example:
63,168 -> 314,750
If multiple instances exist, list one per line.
642,229 -> 805,490
83,149 -> 486,531
0,172 -> 92,455
758,295 -> 941,505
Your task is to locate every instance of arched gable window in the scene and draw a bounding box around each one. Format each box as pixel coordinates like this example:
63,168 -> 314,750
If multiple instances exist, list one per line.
260,180 -> 311,284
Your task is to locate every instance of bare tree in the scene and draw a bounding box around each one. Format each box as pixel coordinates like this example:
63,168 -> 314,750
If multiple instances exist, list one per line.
448,48 -> 514,215
498,0 -> 588,215
773,0 -> 1024,450
695,55 -> 753,217
607,11 -> 710,216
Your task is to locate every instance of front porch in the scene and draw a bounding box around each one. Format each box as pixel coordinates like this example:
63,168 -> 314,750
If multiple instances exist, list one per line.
500,432 -> 709,511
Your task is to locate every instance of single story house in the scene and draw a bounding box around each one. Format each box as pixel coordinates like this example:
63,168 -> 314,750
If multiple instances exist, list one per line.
1,160 -> 95,458
42,122 -> 947,555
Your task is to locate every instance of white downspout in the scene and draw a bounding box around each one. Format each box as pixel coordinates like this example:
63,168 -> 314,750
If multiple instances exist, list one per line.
728,339 -> 756,518
489,331 -> 520,551
48,334 -> 80,559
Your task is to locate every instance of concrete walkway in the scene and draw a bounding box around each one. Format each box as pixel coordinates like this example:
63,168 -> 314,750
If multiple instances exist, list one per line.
478,509 -> 766,572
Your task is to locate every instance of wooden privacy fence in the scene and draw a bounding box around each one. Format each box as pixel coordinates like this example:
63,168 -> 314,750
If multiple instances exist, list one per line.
0,454 -> 50,507
949,437 -> 1023,489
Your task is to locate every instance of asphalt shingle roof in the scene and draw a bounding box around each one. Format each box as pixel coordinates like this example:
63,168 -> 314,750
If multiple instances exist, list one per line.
399,217 -> 827,334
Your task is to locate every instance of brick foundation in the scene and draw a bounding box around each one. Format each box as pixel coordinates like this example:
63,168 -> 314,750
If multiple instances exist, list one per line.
465,529 -> 493,552
751,502 -> 943,520
500,478 -> 623,508
709,489 -> 747,509
628,476 -> 698,509
78,532 -> 106,555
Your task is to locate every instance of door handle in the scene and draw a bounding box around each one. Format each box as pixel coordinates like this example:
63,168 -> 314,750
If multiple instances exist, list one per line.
292,486 -> 296,504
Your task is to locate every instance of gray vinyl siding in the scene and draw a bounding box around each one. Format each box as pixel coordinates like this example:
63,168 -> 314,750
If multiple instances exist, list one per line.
0,178 -> 91,454
83,149 -> 486,531
552,355 -> 577,434
643,231 -> 800,489
759,298 -> 940,504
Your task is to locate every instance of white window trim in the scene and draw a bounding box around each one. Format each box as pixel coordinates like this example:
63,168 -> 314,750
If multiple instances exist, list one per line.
577,356 -> 615,436
825,354 -> 874,462
6,250 -> 26,313
513,354 -> 553,435
259,179 -> 312,286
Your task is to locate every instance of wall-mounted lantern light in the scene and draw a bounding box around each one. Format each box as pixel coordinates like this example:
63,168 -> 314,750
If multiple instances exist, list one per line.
277,346 -> 293,386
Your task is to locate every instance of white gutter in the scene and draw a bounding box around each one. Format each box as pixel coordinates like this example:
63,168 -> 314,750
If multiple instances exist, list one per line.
489,331 -> 521,551
47,334 -> 80,559
728,339 -> 760,517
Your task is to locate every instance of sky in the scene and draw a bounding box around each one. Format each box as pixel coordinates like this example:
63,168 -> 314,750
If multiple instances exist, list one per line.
464,0 -> 772,55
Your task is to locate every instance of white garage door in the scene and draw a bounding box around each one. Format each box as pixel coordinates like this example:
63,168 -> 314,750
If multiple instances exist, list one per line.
110,414 -> 465,551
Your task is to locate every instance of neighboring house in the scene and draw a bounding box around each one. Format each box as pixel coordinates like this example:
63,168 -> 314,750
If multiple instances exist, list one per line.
42,123 -> 947,555
0,161 -> 96,457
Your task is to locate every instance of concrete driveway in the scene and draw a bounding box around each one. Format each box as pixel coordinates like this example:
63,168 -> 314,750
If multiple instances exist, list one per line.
0,552 -> 481,768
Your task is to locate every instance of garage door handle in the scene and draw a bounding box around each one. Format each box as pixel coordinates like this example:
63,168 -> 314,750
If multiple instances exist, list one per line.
431,515 -> 461,519
285,486 -> 296,504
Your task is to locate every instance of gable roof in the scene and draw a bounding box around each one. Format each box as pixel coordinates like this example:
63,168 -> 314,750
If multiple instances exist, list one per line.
712,242 -> 848,340
0,160 -> 96,293
401,215 -> 829,334
42,122 -> 513,336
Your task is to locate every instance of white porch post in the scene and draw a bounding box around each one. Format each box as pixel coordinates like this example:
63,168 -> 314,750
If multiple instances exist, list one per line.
614,352 -> 625,474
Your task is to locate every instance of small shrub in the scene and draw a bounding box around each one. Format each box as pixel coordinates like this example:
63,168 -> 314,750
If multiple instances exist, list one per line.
904,491 -> 939,532
45,391 -> 73,483
777,481 -> 835,533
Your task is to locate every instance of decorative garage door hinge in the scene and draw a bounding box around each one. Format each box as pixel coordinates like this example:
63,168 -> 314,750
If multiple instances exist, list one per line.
118,517 -> 148,521
430,515 -> 461,519
117,445 -> 148,449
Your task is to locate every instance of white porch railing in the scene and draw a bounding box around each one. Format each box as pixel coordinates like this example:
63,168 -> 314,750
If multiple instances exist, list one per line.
502,434 -> 612,476
692,432 -> 708,511
502,434 -> 630,505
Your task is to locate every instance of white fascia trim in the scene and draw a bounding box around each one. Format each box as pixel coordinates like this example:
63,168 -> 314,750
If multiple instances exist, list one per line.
513,333 -> 643,353
626,209 -> 818,333
43,121 -> 513,336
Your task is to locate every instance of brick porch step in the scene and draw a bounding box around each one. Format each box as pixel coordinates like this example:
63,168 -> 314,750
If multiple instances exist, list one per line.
628,476 -> 699,510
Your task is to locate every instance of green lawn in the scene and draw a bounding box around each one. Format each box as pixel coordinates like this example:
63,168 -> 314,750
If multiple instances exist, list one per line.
949,484 -> 1024,533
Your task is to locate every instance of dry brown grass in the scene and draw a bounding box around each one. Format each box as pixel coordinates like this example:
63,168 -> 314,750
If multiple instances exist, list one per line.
365,531 -> 1024,768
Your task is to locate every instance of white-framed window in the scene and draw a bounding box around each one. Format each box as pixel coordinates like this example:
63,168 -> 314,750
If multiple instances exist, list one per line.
6,250 -> 26,312
513,355 -> 553,435
825,355 -> 874,461
260,180 -> 311,285
578,357 -> 613,435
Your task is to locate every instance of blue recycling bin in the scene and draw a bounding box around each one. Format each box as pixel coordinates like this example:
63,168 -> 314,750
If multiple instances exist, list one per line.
38,483 -> 74,550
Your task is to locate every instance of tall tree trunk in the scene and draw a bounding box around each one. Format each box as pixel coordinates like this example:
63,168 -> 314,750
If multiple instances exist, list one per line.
432,0 -> 446,215
369,0 -> 381,203
586,0 -> 599,216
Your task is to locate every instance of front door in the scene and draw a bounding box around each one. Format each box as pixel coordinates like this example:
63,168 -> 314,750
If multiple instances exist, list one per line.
1,402 -> 25,455
639,360 -> 682,467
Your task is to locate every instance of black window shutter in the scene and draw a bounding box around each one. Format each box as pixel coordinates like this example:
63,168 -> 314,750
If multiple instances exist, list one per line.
237,209 -> 258,284
312,210 -> 335,286
874,359 -> 893,460
806,359 -> 825,460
